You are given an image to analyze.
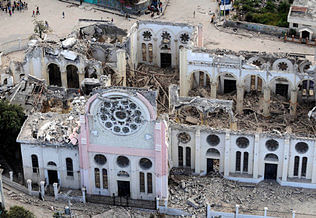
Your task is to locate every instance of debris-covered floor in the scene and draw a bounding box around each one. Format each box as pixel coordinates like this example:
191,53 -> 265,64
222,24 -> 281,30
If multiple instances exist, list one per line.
168,170 -> 316,217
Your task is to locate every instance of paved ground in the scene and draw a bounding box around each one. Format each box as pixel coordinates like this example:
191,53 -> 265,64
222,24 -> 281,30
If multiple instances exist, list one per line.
0,0 -> 315,54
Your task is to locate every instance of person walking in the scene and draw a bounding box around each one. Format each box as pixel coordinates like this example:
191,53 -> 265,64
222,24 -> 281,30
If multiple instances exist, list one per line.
62,11 -> 65,18
36,6 -> 39,15
32,10 -> 34,17
193,10 -> 195,18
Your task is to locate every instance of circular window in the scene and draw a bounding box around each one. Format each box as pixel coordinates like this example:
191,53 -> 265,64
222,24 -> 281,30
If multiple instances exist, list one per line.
178,132 -> 191,144
139,158 -> 152,170
295,142 -> 308,154
206,134 -> 220,146
117,156 -> 129,168
97,97 -> 145,136
265,139 -> 279,151
236,137 -> 249,148
94,154 -> 107,165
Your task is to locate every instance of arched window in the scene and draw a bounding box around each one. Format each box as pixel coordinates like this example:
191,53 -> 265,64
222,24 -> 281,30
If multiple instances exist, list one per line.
178,146 -> 183,167
147,173 -> 153,193
142,43 -> 147,61
301,157 -> 307,177
186,147 -> 191,167
148,43 -> 153,63
102,169 -> 108,189
294,156 -> 299,176
66,158 -> 73,177
94,168 -> 100,188
243,152 -> 249,172
236,151 -> 241,172
66,65 -> 79,89
31,154 -> 39,173
139,172 -> 145,193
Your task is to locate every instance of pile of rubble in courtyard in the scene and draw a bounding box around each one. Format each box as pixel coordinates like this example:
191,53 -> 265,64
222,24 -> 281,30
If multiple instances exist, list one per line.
168,170 -> 316,217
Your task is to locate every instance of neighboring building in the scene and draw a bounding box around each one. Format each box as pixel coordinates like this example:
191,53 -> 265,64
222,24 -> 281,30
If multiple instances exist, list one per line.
128,21 -> 202,68
0,169 -> 4,209
287,0 -> 316,40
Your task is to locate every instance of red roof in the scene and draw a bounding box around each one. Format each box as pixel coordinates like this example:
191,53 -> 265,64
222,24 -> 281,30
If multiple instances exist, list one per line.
292,6 -> 307,13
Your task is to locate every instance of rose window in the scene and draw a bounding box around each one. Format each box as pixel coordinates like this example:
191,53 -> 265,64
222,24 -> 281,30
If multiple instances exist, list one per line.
143,31 -> 152,41
180,33 -> 190,44
278,62 -> 288,71
97,97 -> 144,135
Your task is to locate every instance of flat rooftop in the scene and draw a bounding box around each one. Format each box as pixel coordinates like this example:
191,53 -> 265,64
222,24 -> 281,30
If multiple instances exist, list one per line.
289,0 -> 316,21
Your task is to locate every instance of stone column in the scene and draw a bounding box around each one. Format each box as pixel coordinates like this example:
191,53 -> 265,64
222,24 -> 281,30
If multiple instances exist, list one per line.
179,48 -> 189,96
116,49 -> 126,86
27,179 -> 32,195
290,89 -> 298,116
0,169 -> 5,209
61,71 -> 67,88
81,187 -> 86,204
53,183 -> 58,200
194,127 -> 201,175
174,39 -> 178,67
79,72 -> 85,88
253,133 -> 260,179
236,84 -> 244,114
40,181 -> 45,199
263,85 -> 270,117
153,38 -> 158,66
282,137 -> 290,181
210,82 -> 217,99
0,52 -> 3,66
311,141 -> 316,183
197,24 -> 203,48
9,171 -> 13,182
224,131 -> 231,177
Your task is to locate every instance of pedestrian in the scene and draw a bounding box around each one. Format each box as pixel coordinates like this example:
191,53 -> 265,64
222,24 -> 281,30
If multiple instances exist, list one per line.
80,0 -> 83,5
193,10 -> 195,18
62,11 -> 65,18
45,20 -> 49,29
32,10 -> 34,17
111,18 -> 113,23
160,6 -> 162,13
36,6 -> 39,15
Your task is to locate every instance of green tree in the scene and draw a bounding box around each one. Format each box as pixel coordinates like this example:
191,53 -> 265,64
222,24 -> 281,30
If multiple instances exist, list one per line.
6,206 -> 35,218
0,101 -> 25,171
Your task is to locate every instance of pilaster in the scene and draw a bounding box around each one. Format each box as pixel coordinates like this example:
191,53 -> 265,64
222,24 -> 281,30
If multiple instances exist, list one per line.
290,89 -> 298,116
179,48 -> 189,96
195,127 -> 201,174
224,131 -> 231,177
253,133 -> 260,178
263,85 -> 270,117
282,137 -> 290,181
236,84 -> 244,114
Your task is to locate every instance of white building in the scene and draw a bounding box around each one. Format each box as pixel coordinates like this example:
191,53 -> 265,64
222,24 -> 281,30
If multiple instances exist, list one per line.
288,0 -> 316,40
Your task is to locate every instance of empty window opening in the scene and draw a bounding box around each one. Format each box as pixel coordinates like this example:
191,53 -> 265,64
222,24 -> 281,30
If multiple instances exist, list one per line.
94,168 -> 100,188
264,163 -> 278,180
66,65 -> 79,89
102,169 -> 108,189
294,156 -> 299,177
178,132 -> 191,144
295,142 -> 309,154
48,63 -> 62,87
139,158 -> 152,170
243,152 -> 249,172
31,154 -> 39,173
178,146 -> 183,167
206,134 -> 220,146
148,43 -> 153,63
140,172 -> 145,192
224,79 -> 236,94
236,151 -> 241,172
300,80 -> 314,96
275,83 -> 288,98
117,156 -> 129,168
266,139 -> 279,151
84,67 -> 97,79
66,158 -> 73,177
185,147 -> 191,167
147,173 -> 153,193
192,71 -> 210,88
250,75 -> 262,92
301,157 -> 307,177
142,43 -> 147,61
236,137 -> 249,149
94,154 -> 107,165
3,78 -> 8,85
160,53 -> 172,68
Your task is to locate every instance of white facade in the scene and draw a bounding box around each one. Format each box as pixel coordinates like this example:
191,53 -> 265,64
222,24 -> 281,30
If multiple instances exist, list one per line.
170,124 -> 316,189
128,21 -> 197,68
20,143 -> 80,189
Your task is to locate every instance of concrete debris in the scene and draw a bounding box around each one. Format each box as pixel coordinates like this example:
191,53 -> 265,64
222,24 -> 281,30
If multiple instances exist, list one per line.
168,172 -> 316,217
60,50 -> 78,61
62,37 -> 77,49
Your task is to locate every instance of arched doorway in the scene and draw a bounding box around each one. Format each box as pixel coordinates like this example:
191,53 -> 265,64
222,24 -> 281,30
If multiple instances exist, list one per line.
206,148 -> 220,173
188,71 -> 211,97
264,153 -> 279,180
48,63 -> 62,87
66,65 -> 79,88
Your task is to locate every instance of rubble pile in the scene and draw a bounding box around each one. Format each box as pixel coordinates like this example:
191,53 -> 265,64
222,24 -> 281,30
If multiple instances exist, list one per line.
168,173 -> 316,217
28,112 -> 80,145
127,64 -> 179,113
